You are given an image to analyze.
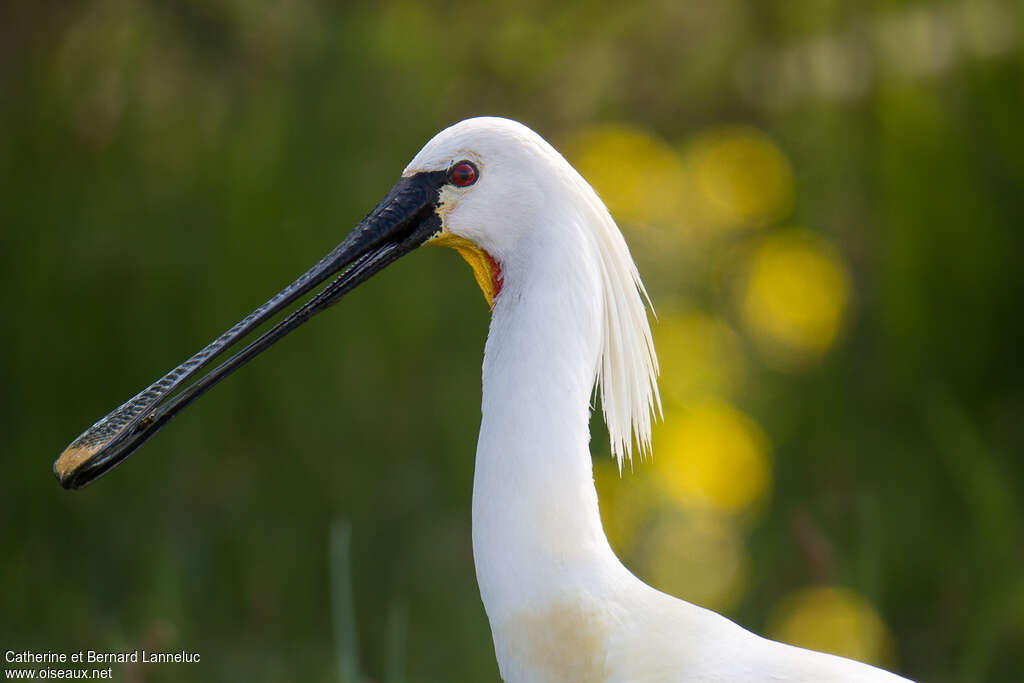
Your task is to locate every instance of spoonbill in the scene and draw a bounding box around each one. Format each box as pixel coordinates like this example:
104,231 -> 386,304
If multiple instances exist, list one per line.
56,117 -> 912,682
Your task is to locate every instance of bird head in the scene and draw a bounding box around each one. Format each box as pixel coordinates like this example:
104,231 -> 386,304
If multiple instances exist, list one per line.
404,117 -> 573,308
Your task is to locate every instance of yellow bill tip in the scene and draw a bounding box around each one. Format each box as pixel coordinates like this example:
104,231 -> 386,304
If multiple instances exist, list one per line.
54,443 -> 100,481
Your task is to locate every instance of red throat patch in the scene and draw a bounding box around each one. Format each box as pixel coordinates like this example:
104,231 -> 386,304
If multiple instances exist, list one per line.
484,250 -> 504,303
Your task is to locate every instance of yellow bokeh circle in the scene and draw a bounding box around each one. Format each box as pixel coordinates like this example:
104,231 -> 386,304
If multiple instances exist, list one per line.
687,126 -> 795,229
767,586 -> 894,668
640,510 -> 749,613
740,230 -> 851,366
654,400 -> 771,513
654,310 -> 747,405
566,124 -> 688,228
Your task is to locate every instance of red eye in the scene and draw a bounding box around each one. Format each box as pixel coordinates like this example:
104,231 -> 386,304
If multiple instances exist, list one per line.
450,161 -> 478,187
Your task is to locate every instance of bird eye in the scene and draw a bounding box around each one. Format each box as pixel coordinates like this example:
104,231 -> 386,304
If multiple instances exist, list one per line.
450,161 -> 478,187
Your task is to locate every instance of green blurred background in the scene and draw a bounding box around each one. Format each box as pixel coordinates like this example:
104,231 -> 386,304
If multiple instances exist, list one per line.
3,1 -> 1022,681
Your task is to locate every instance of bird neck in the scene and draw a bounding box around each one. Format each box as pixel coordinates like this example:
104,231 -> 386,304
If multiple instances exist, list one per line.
472,225 -> 628,630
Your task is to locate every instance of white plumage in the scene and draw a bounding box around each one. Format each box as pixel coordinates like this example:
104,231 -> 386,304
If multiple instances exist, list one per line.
407,117 -> 912,683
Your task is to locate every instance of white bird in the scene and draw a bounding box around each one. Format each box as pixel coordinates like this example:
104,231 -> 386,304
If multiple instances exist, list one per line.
56,117 -> 913,682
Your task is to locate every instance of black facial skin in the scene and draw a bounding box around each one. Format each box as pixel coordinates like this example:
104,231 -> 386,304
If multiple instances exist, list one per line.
55,170 -> 449,490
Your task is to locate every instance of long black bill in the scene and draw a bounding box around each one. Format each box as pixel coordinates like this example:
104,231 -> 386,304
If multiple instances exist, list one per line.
55,170 -> 449,490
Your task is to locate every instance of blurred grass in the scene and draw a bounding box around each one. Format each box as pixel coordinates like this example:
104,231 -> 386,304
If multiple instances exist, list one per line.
330,520 -> 360,683
2,1 -> 1023,681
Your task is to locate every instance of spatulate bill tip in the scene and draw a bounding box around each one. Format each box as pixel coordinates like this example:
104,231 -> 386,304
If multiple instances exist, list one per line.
54,443 -> 101,489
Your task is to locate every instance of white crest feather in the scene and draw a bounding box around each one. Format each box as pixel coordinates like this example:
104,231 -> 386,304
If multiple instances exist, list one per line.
564,168 -> 662,468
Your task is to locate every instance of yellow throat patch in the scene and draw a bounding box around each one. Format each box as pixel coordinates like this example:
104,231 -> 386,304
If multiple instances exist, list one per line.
428,231 -> 503,309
